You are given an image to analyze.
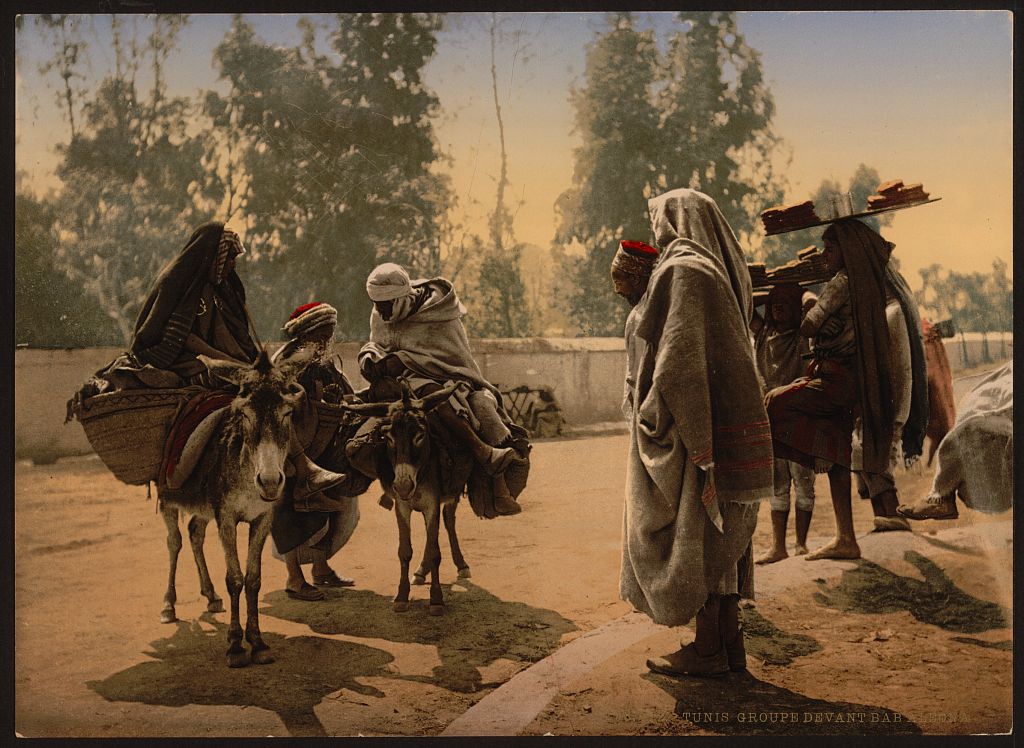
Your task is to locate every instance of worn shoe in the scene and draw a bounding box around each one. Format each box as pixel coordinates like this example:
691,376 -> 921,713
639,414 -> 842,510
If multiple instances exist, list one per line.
872,516 -> 913,532
294,469 -> 347,503
646,643 -> 728,678
313,570 -> 355,588
897,492 -> 958,521
285,583 -> 325,601
485,446 -> 523,476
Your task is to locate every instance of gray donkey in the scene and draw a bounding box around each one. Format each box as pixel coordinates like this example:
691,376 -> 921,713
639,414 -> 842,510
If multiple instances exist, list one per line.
157,350 -> 304,667
341,380 -> 468,616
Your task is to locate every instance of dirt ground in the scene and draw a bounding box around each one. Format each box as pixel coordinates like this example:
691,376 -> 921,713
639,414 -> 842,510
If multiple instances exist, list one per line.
14,426 -> 1013,737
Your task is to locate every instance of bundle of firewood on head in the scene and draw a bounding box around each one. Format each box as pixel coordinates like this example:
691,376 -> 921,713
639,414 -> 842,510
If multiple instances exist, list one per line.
867,179 -> 931,210
760,200 -> 822,235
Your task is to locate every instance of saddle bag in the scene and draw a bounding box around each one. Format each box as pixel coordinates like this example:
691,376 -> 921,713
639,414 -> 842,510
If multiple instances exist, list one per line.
69,386 -> 203,486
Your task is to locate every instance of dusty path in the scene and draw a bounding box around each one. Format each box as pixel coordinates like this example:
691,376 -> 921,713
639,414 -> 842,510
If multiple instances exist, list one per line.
15,427 -> 1012,737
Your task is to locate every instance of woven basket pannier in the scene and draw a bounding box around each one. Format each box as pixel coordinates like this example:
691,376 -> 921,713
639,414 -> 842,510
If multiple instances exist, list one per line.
73,388 -> 195,486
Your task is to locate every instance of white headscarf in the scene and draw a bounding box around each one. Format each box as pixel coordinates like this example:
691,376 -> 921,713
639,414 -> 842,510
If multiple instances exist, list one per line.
366,263 -> 412,302
647,188 -> 753,324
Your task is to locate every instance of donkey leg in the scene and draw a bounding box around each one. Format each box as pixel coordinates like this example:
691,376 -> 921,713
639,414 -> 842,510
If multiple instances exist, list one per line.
217,518 -> 248,668
187,516 -> 224,613
245,513 -> 275,665
394,503 -> 413,612
424,505 -> 445,615
443,500 -> 470,579
413,552 -> 428,586
160,504 -> 182,624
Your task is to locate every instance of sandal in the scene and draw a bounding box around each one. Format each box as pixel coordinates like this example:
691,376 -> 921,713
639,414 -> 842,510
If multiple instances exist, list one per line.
313,570 -> 355,588
285,582 -> 325,601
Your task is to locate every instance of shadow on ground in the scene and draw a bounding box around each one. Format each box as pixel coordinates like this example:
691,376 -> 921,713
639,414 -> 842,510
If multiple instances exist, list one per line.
741,608 -> 821,666
87,613 -> 392,737
812,550 -> 1008,633
259,579 -> 578,694
645,670 -> 921,735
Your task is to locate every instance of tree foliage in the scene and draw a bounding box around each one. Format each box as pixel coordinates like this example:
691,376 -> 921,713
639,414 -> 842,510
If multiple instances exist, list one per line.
555,12 -> 661,336
15,188 -> 121,346
208,13 -> 451,339
557,11 -> 786,335
46,15 -> 212,344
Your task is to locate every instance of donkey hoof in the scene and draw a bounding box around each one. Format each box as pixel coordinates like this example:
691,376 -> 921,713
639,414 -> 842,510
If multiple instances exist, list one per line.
227,651 -> 249,668
412,574 -> 426,586
160,609 -> 177,624
457,567 -> 472,579
250,647 -> 275,665
393,600 -> 410,613
207,598 -> 225,614
428,604 -> 445,616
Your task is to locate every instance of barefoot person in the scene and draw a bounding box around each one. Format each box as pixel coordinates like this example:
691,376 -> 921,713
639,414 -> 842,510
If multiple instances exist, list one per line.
271,302 -> 369,601
753,283 -> 817,563
765,218 -> 895,561
620,188 -> 772,679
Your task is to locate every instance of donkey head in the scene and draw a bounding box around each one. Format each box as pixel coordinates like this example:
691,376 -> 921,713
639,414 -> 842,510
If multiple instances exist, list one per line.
228,349 -> 305,502
342,379 -> 460,502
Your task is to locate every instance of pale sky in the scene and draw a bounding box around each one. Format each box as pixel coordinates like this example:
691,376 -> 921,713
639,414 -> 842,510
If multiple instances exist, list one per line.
16,11 -> 1013,290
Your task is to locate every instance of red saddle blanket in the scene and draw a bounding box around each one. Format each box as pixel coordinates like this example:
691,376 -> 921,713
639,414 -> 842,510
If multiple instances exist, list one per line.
161,390 -> 235,486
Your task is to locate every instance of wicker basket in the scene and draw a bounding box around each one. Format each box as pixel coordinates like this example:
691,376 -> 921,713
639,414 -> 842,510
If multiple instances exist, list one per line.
73,388 -> 194,486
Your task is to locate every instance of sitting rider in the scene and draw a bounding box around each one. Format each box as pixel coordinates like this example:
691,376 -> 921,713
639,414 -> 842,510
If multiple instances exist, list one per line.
271,301 -> 366,601
128,222 -> 345,502
358,262 -> 525,515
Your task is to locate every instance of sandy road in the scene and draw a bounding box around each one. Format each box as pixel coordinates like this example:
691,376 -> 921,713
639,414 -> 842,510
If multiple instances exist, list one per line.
14,426 -> 1012,737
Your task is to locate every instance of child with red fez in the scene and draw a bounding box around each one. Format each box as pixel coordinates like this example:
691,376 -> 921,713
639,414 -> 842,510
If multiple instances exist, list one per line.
271,302 -> 364,601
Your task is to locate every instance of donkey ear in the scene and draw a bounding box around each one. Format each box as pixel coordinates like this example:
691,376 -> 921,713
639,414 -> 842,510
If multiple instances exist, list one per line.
253,348 -> 273,375
198,355 -> 247,385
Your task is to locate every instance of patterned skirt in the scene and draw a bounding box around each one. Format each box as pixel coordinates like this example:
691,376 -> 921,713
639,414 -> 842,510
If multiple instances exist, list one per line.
764,357 -> 858,473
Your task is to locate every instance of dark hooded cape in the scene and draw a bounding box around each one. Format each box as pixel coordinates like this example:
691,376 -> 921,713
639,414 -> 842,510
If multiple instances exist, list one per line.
130,222 -> 258,371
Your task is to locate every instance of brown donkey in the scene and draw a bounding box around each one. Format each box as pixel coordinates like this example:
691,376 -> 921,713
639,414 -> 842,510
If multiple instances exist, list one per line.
341,380 -> 468,616
158,350 -> 305,667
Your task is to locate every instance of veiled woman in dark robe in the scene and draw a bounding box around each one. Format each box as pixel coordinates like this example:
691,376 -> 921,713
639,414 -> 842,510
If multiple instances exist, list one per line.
130,222 -> 260,386
129,222 -> 345,502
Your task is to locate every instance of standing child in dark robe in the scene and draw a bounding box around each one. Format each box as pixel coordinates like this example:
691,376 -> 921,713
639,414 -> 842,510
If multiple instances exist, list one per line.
753,284 -> 816,564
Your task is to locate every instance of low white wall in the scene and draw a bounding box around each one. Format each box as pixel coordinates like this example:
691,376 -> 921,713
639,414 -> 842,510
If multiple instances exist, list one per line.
14,332 -> 1012,462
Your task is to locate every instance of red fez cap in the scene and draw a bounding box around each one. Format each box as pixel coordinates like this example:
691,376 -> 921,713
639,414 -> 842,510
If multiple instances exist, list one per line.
290,302 -> 324,320
620,240 -> 659,258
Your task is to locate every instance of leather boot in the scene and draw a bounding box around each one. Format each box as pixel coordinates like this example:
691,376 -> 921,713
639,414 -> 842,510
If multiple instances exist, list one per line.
291,452 -> 347,508
492,474 -> 522,516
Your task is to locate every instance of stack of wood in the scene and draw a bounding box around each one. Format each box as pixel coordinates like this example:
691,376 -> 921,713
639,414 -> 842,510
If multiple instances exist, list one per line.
749,246 -> 831,291
760,200 -> 821,234
867,179 -> 930,210
747,263 -> 768,287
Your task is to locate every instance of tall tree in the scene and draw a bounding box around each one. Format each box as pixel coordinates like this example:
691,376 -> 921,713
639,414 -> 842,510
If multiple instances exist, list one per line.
46,15 -> 213,343
657,12 -> 784,251
210,13 -> 452,338
467,13 -> 532,338
555,12 -> 661,336
15,186 -> 121,347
